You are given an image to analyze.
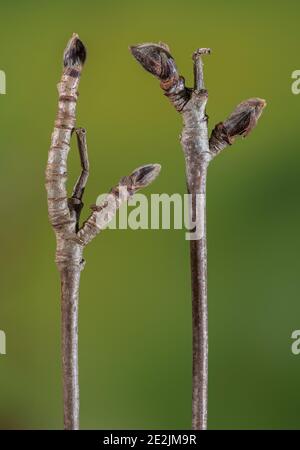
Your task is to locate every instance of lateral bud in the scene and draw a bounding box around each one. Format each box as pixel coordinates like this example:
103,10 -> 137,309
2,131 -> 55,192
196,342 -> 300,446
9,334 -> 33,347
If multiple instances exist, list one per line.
209,98 -> 266,156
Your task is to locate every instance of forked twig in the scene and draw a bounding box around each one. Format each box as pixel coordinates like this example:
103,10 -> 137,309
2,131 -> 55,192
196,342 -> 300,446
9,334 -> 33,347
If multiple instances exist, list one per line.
130,42 -> 266,430
45,34 -> 161,430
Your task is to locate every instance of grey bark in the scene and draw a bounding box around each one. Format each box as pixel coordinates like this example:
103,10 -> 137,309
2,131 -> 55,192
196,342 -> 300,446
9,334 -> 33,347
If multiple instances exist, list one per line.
130,42 -> 266,430
46,34 -> 161,430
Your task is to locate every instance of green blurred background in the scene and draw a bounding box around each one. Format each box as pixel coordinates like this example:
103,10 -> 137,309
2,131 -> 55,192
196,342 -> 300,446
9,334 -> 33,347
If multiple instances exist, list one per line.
0,0 -> 299,430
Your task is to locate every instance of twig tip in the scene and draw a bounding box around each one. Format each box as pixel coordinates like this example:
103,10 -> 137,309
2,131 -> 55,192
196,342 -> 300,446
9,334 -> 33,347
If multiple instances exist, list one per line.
64,34 -> 87,68
193,48 -> 211,60
129,43 -> 177,80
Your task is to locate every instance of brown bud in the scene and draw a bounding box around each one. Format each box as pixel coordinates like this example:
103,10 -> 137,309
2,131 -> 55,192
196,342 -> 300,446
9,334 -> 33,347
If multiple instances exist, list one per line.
209,98 -> 266,156
63,33 -> 87,68
222,98 -> 266,143
129,163 -> 161,190
129,43 -> 179,81
118,164 -> 161,196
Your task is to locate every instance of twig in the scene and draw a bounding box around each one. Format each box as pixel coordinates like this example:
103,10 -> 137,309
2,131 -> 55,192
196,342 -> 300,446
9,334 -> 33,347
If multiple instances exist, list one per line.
71,128 -> 89,231
45,34 -> 161,430
130,42 -> 266,430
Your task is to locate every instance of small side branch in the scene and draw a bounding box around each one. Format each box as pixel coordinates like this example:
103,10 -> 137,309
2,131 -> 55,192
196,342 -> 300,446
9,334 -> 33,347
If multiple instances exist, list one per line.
72,128 -> 89,202
71,127 -> 90,231
193,48 -> 211,91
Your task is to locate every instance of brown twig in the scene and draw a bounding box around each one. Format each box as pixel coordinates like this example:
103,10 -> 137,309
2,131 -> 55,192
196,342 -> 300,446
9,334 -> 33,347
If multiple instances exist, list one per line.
45,34 -> 161,430
130,42 -> 266,430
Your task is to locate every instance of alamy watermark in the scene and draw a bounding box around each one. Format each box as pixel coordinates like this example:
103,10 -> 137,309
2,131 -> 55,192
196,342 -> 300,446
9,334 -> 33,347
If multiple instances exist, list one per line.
291,70 -> 300,95
0,330 -> 6,355
291,330 -> 300,355
95,189 -> 205,240
0,70 -> 6,95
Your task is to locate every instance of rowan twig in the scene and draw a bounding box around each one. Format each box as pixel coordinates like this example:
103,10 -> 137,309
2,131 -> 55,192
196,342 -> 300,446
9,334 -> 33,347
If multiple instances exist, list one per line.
45,34 -> 161,430
130,42 -> 266,430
